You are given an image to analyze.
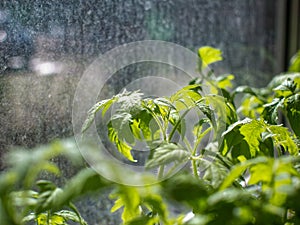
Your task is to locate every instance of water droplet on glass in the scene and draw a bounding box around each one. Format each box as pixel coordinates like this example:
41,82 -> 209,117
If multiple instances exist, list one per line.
144,1 -> 152,11
8,56 -> 25,69
0,30 -> 7,42
0,10 -> 9,23
31,58 -> 63,76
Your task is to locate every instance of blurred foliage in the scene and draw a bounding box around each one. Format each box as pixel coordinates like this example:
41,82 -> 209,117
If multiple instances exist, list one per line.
1,47 -> 300,225
289,51 -> 300,73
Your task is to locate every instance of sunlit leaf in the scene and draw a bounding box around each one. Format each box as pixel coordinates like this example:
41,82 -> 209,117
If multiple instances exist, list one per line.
238,95 -> 265,118
239,120 -> 265,157
289,50 -> 300,72
198,46 -> 223,70
248,161 -> 273,185
36,213 -> 66,225
133,109 -> 158,141
216,74 -> 235,89
220,157 -> 268,189
170,85 -> 202,111
108,120 -> 136,162
125,216 -> 158,225
110,187 -> 141,223
268,124 -> 298,156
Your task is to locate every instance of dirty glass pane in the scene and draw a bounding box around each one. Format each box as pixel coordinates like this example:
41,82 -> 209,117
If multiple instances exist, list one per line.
0,0 -> 281,224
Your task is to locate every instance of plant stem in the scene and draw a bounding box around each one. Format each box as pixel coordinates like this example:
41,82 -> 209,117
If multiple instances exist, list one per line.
69,202 -> 87,225
192,159 -> 198,178
168,109 -> 191,142
146,107 -> 167,141
47,210 -> 51,225
158,165 -> 165,179
192,127 -> 212,156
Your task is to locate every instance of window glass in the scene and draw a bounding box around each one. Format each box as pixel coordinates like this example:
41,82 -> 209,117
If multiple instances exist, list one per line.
0,0 -> 282,224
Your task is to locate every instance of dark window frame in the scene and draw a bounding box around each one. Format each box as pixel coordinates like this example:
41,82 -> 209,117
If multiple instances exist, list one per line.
277,0 -> 300,72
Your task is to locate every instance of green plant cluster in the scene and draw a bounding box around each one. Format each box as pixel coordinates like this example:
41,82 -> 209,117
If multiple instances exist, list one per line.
1,47 -> 300,225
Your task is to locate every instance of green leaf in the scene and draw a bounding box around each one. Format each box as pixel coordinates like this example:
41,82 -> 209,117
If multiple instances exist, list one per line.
145,143 -> 190,169
125,216 -> 158,225
202,160 -> 230,189
132,109 -> 158,141
36,213 -> 65,225
36,187 -> 64,214
163,175 -> 208,201
219,162 -> 249,190
110,112 -> 134,144
216,74 -> 235,89
238,95 -> 265,119
195,101 -> 214,124
248,161 -> 273,185
198,46 -> 223,70
118,90 -> 144,112
268,124 -> 298,156
207,188 -> 254,206
220,157 -> 268,189
10,190 -> 38,207
152,97 -> 176,119
142,194 -> 169,224
162,174 -> 211,211
110,187 -> 141,223
22,213 -> 36,222
234,85 -> 259,96
55,210 -> 87,224
268,73 -> 300,89
38,169 -> 110,213
221,118 -> 251,156
239,120 -> 266,157
108,120 -> 136,162
81,98 -> 115,133
61,168 -> 109,202
262,98 -> 284,124
82,90 -> 143,133
248,157 -> 299,206
273,78 -> 297,96
286,93 -> 300,137
111,198 -> 124,213
222,118 -> 298,160
204,95 -> 237,130
36,180 -> 57,192
192,118 -> 210,141
289,50 -> 300,72
23,162 -> 60,188
170,85 -> 202,111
